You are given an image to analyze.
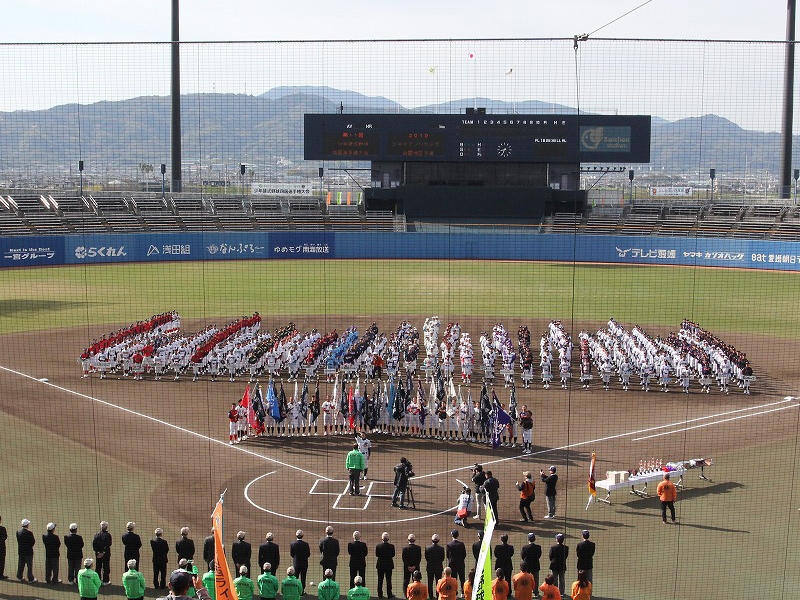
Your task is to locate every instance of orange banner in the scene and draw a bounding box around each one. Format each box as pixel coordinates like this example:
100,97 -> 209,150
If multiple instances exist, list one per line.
588,453 -> 596,497
212,500 -> 239,600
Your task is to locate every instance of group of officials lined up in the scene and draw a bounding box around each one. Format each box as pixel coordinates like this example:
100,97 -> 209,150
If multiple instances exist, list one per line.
0,517 -> 596,600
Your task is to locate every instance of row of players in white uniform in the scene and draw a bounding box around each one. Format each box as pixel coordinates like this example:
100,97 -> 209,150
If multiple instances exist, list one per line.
79,315 -> 752,394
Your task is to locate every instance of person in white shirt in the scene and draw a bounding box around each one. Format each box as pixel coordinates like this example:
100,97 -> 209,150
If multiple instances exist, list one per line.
356,431 -> 372,479
454,488 -> 472,527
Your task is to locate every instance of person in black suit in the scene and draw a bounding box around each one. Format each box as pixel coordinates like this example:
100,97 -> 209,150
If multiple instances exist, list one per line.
348,530 -> 368,590
122,522 -> 142,574
375,532 -> 395,598
519,533 -> 541,593
471,465 -> 487,519
42,522 -> 61,584
176,527 -> 195,563
471,532 -> 483,569
203,529 -> 214,571
446,529 -> 466,591
0,515 -> 7,580
424,534 -> 444,599
401,534 -> 421,594
258,532 -> 280,576
540,467 -> 558,519
575,530 -> 595,584
494,534 -> 514,591
64,523 -> 83,584
319,526 -> 340,580
16,519 -> 36,582
548,534 -> 568,597
392,458 -> 412,508
232,531 -> 252,578
290,529 -> 311,592
92,521 -> 112,584
150,528 -> 169,589
481,471 -> 500,522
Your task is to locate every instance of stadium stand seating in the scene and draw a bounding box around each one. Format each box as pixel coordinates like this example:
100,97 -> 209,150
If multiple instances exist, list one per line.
2,192 -> 799,240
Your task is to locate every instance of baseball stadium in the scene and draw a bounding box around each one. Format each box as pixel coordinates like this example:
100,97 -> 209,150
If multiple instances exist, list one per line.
1,26 -> 800,600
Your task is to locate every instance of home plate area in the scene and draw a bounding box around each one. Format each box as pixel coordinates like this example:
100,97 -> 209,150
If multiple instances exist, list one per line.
310,478 -> 394,510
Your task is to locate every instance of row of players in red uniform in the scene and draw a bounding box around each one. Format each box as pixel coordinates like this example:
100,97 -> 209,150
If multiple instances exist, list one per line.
79,312 -> 179,359
190,313 -> 261,364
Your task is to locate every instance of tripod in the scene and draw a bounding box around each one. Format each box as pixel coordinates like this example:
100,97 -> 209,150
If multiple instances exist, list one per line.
405,484 -> 417,509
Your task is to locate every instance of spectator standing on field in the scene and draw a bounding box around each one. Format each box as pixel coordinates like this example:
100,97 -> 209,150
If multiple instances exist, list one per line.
407,570 -> 428,600
575,531 -> 595,584
290,529 -> 311,593
348,575 -> 371,600
548,534 -> 568,597
511,568 -> 535,600
515,472 -> 535,522
16,518 -> 36,583
537,575 -> 559,600
425,534 -> 445,600
402,534 -> 422,594
348,530 -> 368,591
657,473 -> 677,524
0,515 -> 6,580
177,527 -> 196,563
92,521 -> 112,585
203,561 -> 217,600
520,533 -> 541,596
481,471 -> 500,522
375,531 -> 395,599
258,532 -> 280,576
233,531 -> 252,579
235,565 -> 255,600
123,559 -> 146,600
151,527 -> 169,589
540,467 -> 558,519
446,529 -> 466,591
471,533 -> 483,569
43,522 -> 61,584
122,522 -> 142,574
346,444 -> 366,495
436,567 -> 458,600
203,530 -> 215,571
65,523 -> 84,584
491,568 -> 509,600
320,526 -> 340,580
281,566 -> 303,600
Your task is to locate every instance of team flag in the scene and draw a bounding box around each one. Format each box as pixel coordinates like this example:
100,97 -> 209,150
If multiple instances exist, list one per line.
268,379 -> 281,422
588,452 -> 597,497
388,379 -> 396,417
490,397 -> 511,450
278,383 -> 288,422
470,502 -> 496,600
508,384 -> 518,420
348,384 -> 356,429
310,383 -> 320,422
211,496 -> 239,600
299,380 -> 308,419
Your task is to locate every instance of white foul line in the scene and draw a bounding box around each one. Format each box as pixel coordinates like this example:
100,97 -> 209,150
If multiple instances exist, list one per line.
0,364 -> 332,481
632,402 -> 800,441
414,396 -> 799,480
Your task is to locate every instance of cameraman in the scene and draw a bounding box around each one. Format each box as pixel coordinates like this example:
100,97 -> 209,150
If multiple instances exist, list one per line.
471,465 -> 487,519
392,458 -> 413,508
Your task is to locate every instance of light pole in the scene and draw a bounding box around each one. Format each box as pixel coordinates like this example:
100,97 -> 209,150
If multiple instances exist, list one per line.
628,169 -> 634,205
709,168 -> 716,204
794,169 -> 799,205
79,160 -> 84,197
161,163 -> 166,199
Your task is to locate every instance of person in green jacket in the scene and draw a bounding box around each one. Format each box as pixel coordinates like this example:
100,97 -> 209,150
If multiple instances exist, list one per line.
174,558 -> 199,597
282,566 -> 304,600
77,558 -> 102,599
235,565 -> 255,600
347,575 -> 370,600
346,443 -> 366,495
258,562 -> 279,600
318,568 -> 341,600
122,559 -> 146,600
203,560 -> 216,600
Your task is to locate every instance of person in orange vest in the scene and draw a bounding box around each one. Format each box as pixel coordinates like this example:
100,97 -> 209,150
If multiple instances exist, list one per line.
464,569 -> 475,600
436,567 -> 458,600
407,570 -> 428,600
656,473 -> 677,524
538,575 -> 560,600
570,570 -> 591,600
516,472 -> 535,523
491,569 -> 509,600
511,568 -> 535,600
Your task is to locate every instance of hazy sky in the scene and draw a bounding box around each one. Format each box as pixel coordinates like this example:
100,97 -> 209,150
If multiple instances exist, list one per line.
1,0 -> 792,43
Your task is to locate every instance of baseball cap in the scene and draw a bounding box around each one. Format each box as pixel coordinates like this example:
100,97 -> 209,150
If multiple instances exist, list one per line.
47,523 -> 56,531
549,466 -> 557,472
21,519 -> 30,527
170,570 -> 193,589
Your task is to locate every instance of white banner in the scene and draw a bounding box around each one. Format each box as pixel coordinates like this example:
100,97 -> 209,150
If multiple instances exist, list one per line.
251,183 -> 314,196
649,186 -> 693,197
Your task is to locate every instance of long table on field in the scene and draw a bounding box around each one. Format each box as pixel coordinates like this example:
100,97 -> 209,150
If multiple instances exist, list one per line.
591,459 -> 713,505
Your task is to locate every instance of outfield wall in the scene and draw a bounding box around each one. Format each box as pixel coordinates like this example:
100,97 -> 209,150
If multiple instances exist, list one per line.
2,231 -> 800,271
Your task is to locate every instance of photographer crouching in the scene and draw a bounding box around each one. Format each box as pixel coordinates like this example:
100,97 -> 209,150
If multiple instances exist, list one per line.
392,458 -> 414,508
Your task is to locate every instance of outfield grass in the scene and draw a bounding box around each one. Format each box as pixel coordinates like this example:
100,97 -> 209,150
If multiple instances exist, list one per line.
0,259 -> 797,336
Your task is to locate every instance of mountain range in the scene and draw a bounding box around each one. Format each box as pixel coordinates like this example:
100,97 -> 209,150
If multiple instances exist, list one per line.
0,85 -> 796,176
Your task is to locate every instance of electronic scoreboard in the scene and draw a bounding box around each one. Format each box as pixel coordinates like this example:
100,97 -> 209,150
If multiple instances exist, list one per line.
304,113 -> 651,163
